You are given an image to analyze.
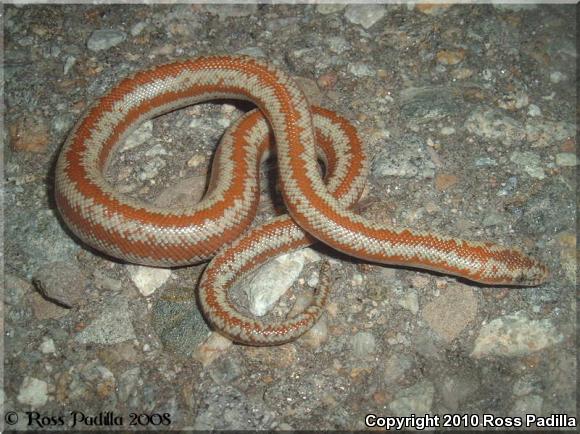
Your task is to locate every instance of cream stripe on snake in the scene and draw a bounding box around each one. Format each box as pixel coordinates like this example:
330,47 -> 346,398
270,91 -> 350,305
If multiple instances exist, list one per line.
55,55 -> 548,346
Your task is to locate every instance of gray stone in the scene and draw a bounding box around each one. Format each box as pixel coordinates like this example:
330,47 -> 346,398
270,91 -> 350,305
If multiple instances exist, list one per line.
75,297 -> 136,345
17,377 -> 49,407
152,287 -> 209,357
492,3 -> 537,11
496,176 -> 518,197
118,367 -> 141,401
372,136 -> 436,179
525,120 -> 574,147
382,354 -> 414,385
30,292 -> 69,320
5,204 -> 80,279
130,21 -> 147,37
396,289 -> 419,314
465,108 -> 525,146
400,86 -> 462,121
347,63 -> 375,77
527,104 -> 542,117
440,376 -> 478,412
471,311 -> 563,358
33,261 -> 86,308
549,71 -> 566,83
209,357 -> 243,385
40,338 -> 56,354
327,36 -> 350,54
345,4 -> 386,29
87,29 -> 126,51
513,375 -> 541,397
482,211 -> 507,227
474,157 -> 497,167
63,55 -> 75,75
555,153 -> 577,167
316,4 -> 346,15
137,156 -> 167,181
5,273 -> 29,306
510,151 -> 545,179
352,332 -> 377,358
193,384 -> 275,429
236,47 -> 267,58
422,284 -> 478,343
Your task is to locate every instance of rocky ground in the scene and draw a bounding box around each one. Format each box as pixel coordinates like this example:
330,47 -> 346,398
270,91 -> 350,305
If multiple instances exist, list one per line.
3,3 -> 577,431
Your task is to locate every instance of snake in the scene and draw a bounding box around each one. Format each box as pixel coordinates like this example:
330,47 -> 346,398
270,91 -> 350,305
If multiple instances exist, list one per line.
55,55 -> 549,346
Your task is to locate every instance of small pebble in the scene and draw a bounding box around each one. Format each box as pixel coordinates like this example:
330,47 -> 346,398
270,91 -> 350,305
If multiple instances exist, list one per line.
555,153 -> 577,167
9,115 -> 50,153
352,331 -> 376,358
344,4 -> 386,29
527,104 -> 542,117
126,265 -> 171,297
17,377 -> 49,407
471,311 -> 563,358
436,49 -> 466,65
549,71 -> 566,83
131,21 -> 147,37
33,261 -> 86,308
40,338 -> 56,354
347,63 -> 375,77
87,29 -> 126,51
193,333 -> 233,367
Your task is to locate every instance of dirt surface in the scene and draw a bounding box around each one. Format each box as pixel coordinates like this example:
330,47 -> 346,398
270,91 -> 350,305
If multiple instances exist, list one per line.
3,3 -> 577,431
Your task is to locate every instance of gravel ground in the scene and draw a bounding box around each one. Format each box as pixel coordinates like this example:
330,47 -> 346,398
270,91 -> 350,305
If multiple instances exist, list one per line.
3,3 -> 577,431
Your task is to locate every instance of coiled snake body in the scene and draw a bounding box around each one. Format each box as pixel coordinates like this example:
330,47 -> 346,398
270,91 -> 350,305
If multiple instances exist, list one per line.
55,56 -> 548,345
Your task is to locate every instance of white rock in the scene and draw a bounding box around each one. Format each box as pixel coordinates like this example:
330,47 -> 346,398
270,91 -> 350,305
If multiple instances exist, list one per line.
347,63 -> 375,77
550,71 -> 566,83
244,249 -> 320,316
555,153 -> 577,167
63,56 -> 76,75
145,144 -> 169,157
127,265 -> 171,296
131,21 -> 147,37
397,290 -> 419,314
87,29 -> 126,51
527,104 -> 542,117
40,338 -> 56,354
17,377 -> 49,407
471,311 -> 563,358
345,4 -> 386,29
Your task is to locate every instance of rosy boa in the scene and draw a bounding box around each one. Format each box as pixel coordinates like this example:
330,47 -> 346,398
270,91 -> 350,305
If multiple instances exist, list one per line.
55,56 -> 548,345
